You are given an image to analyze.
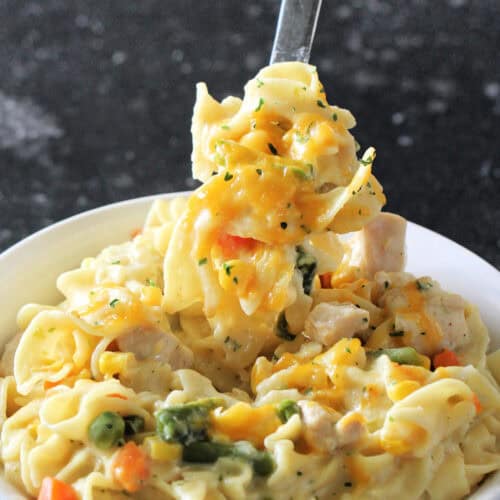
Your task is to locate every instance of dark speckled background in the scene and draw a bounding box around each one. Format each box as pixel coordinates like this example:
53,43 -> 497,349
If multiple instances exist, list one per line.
0,0 -> 499,268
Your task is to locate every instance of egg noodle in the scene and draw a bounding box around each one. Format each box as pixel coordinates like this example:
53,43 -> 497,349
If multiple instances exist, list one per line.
1,63 -> 499,500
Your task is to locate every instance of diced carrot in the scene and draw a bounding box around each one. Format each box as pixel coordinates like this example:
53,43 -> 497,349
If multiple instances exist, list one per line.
217,233 -> 258,258
433,349 -> 461,368
472,393 -> 483,414
319,272 -> 332,288
111,441 -> 151,493
38,477 -> 78,500
106,393 -> 128,400
130,228 -> 142,239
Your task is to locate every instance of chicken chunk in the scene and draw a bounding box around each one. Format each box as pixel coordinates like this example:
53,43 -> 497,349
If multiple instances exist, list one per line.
383,278 -> 471,356
304,302 -> 369,347
350,212 -> 407,278
298,401 -> 365,453
119,359 -> 173,397
117,327 -> 193,370
426,292 -> 470,351
298,400 -> 340,453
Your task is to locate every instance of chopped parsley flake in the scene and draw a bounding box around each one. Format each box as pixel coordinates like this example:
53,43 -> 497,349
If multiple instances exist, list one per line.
211,171 -> 218,176
198,257 -> 208,266
344,482 -> 353,488
109,298 -> 120,308
332,113 -> 338,121
256,78 -> 264,88
280,221 -> 288,229
255,97 -> 264,112
345,347 -> 352,353
145,278 -> 157,287
111,260 -> 121,265
220,124 -> 230,130
268,142 -> 278,155
224,172 -> 233,181
48,327 -> 55,333
276,312 -> 296,341
384,280 -> 390,289
316,100 -> 326,108
256,168 -> 263,176
223,262 -> 233,275
232,276 -> 239,284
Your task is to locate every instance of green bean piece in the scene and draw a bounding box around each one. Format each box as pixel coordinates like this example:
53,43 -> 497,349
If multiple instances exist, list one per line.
276,311 -> 296,341
88,411 -> 125,449
233,441 -> 275,476
368,347 -> 423,366
182,440 -> 231,463
296,245 -> 317,295
276,400 -> 300,423
182,440 -> 275,477
155,398 -> 224,445
124,415 -> 145,436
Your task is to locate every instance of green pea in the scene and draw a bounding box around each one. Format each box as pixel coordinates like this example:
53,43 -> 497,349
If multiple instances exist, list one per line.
276,400 -> 300,423
88,411 -> 125,449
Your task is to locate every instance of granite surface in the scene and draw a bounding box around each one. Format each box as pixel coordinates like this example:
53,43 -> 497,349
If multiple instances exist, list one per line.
0,0 -> 499,268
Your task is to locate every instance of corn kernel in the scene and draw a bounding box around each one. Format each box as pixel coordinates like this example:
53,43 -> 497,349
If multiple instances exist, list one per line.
387,380 -> 421,402
143,436 -> 182,462
210,403 -> 281,449
315,338 -> 366,368
98,351 -> 135,377
381,421 -> 427,456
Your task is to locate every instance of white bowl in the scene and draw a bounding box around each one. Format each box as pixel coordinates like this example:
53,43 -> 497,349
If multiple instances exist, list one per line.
0,192 -> 499,499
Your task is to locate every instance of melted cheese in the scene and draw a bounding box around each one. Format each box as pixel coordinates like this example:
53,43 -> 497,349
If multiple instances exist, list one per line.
392,282 -> 443,352
210,402 -> 281,448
